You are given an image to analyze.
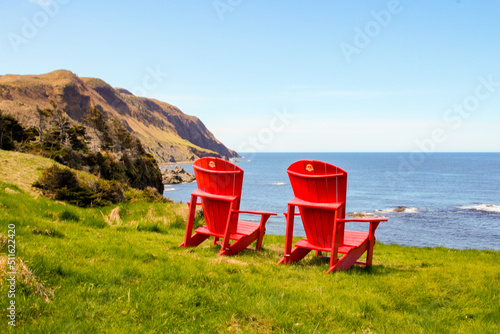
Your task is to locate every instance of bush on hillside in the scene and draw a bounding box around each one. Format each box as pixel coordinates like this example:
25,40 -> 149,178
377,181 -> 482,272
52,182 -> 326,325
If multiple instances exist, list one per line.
125,186 -> 171,204
122,153 -> 164,194
53,151 -> 164,194
33,165 -> 127,207
85,178 -> 126,205
0,111 -> 38,150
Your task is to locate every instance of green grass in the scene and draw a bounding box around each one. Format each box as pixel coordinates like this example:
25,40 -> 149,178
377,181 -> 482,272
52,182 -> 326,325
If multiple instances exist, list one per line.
0,183 -> 498,333
0,149 -> 498,333
0,149 -> 60,194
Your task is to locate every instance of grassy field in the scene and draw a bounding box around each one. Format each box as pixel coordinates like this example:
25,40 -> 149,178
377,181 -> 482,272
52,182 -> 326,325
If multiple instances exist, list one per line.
0,150 -> 60,194
0,151 -> 499,333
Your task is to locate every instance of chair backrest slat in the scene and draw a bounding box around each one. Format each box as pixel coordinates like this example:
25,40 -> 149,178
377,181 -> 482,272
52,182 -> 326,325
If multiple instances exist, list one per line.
193,157 -> 243,235
287,160 -> 348,248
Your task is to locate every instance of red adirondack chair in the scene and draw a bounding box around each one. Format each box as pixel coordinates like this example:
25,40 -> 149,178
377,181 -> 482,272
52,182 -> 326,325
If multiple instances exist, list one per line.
277,160 -> 387,273
179,157 -> 277,256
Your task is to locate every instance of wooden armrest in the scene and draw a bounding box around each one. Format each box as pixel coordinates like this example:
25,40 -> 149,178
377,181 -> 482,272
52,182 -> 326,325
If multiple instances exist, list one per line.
288,197 -> 342,210
338,218 -> 388,223
232,210 -> 277,216
283,212 -> 301,216
191,189 -> 238,202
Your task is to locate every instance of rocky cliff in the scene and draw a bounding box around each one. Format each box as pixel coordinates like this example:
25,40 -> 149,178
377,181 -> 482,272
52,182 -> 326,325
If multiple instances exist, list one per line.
0,70 -> 238,162
161,166 -> 196,184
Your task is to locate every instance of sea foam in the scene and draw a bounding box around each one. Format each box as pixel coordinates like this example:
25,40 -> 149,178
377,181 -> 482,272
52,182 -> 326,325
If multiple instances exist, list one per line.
458,204 -> 500,213
347,207 -> 418,218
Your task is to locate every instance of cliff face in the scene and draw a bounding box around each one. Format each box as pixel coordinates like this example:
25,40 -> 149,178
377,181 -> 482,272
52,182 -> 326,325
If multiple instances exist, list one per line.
0,70 -> 238,162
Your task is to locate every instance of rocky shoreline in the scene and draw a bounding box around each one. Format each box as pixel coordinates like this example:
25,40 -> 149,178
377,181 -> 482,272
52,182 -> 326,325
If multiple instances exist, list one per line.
161,166 -> 195,184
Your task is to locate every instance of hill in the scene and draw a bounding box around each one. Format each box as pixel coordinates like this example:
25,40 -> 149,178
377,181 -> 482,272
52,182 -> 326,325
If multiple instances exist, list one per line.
0,70 -> 238,163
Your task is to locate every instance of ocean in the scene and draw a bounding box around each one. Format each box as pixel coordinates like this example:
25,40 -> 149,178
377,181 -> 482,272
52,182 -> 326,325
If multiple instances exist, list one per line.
163,153 -> 500,251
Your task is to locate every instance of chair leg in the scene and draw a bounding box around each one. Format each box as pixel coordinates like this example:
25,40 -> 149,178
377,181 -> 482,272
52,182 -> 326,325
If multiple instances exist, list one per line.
218,231 -> 259,256
277,246 -> 311,265
220,205 -> 237,254
277,205 -> 312,265
365,239 -> 375,267
326,243 -> 368,274
179,195 -> 199,247
365,222 -> 379,266
181,232 -> 210,248
288,247 -> 311,264
282,204 -> 296,262
255,213 -> 272,250
213,237 -> 219,246
255,227 -> 265,250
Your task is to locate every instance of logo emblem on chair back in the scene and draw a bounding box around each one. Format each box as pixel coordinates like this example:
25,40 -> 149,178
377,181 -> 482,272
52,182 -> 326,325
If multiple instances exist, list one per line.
306,164 -> 314,172
209,161 -> 216,168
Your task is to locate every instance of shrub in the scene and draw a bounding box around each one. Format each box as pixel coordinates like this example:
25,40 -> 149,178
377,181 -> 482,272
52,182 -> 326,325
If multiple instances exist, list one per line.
89,179 -> 126,206
54,185 -> 97,207
33,164 -> 128,207
0,112 -> 37,150
122,153 -> 164,194
124,186 -> 171,204
33,165 -> 80,195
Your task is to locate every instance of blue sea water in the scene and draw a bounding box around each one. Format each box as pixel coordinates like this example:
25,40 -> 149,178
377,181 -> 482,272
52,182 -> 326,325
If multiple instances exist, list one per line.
163,153 -> 500,251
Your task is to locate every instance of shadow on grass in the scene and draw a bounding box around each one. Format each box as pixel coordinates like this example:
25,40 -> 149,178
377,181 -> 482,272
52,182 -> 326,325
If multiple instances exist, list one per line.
32,228 -> 65,238
296,255 -> 414,276
174,243 -> 411,277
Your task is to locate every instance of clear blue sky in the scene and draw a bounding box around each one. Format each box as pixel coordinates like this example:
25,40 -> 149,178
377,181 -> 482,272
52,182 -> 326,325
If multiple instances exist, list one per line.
1,0 -> 499,152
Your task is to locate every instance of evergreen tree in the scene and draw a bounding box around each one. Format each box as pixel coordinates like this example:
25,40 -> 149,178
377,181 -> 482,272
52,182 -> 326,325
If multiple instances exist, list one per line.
82,107 -> 113,150
36,106 -> 53,143
52,103 -> 70,145
67,125 -> 88,151
0,111 -> 33,150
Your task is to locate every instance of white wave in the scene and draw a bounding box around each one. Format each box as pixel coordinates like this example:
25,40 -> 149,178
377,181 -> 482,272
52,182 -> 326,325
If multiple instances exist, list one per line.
403,207 -> 419,214
374,208 -> 393,214
458,204 -> 500,213
271,182 -> 286,186
375,206 -> 418,214
164,187 -> 177,192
